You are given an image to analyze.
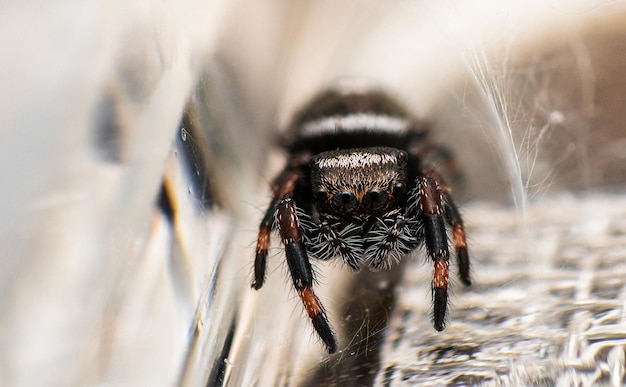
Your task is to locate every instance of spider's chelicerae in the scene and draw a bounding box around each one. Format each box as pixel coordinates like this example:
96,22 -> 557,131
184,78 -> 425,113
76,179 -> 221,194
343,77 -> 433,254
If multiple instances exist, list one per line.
251,89 -> 471,354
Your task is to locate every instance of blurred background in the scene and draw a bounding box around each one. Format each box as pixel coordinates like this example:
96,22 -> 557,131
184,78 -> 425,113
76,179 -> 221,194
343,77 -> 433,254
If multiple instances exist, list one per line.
2,1 -> 626,386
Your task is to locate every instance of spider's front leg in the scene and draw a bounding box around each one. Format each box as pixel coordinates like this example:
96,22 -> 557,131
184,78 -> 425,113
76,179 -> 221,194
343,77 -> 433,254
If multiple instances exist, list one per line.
276,199 -> 337,353
415,173 -> 453,331
251,163 -> 301,290
251,163 -> 338,353
412,170 -> 472,331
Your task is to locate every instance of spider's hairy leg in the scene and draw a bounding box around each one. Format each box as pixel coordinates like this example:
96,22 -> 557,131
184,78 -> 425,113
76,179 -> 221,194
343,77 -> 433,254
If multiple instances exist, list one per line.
408,128 -> 462,183
277,198 -> 337,353
416,174 -> 451,331
251,166 -> 301,290
443,192 -> 471,286
422,145 -> 464,184
251,199 -> 277,290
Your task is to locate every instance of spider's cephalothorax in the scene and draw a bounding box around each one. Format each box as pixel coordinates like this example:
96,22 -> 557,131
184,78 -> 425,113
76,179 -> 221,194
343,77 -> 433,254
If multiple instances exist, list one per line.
252,90 -> 471,354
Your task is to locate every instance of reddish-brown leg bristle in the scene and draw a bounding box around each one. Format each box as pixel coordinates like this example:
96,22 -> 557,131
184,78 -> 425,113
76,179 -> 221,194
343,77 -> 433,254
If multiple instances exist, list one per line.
452,223 -> 471,286
252,227 -> 271,290
433,259 -> 449,331
300,287 -> 337,353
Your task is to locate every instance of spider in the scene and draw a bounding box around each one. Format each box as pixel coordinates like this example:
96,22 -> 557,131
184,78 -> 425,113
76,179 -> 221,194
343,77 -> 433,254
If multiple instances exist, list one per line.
251,87 -> 471,354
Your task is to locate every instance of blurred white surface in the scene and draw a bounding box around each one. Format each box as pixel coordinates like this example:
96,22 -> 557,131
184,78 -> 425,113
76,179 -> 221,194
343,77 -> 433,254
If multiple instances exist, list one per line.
0,1 -> 233,385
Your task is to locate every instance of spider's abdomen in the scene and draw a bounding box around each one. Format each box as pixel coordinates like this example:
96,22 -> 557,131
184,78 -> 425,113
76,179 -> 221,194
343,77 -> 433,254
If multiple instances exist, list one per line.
284,91 -> 427,155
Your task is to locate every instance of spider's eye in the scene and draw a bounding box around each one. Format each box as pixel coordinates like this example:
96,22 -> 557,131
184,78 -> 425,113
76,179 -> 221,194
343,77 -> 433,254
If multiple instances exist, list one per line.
393,182 -> 406,196
313,187 -> 327,201
331,191 -> 358,212
362,188 -> 389,210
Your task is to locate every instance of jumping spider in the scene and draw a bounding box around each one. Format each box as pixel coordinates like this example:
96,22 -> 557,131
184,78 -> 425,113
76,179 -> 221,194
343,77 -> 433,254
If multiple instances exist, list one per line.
252,88 -> 471,354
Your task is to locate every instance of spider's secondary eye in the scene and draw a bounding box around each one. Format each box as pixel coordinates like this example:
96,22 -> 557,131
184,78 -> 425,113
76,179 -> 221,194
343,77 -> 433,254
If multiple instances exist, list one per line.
332,191 -> 358,211
314,187 -> 327,201
362,188 -> 389,210
393,182 -> 407,196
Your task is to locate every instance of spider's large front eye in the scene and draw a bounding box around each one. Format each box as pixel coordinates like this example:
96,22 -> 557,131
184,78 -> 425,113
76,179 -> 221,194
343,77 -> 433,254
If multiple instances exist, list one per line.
362,188 -> 389,210
332,191 -> 358,212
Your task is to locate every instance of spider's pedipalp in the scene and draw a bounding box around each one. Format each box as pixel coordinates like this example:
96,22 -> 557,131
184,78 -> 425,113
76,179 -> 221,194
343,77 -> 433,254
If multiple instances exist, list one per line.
307,219 -> 363,270
364,214 -> 417,270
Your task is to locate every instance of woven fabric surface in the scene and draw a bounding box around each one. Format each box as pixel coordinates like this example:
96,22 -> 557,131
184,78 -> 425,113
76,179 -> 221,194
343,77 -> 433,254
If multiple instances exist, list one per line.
373,194 -> 626,386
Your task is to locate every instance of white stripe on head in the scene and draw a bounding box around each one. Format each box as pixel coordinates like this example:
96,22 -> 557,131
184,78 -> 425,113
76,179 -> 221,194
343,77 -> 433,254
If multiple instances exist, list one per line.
315,151 -> 399,169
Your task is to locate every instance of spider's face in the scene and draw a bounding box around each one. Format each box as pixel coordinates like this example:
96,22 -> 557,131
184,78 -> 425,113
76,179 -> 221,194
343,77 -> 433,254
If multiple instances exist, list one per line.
310,147 -> 408,219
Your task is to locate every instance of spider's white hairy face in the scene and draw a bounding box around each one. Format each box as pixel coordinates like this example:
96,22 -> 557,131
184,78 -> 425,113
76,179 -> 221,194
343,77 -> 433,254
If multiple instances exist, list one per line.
311,147 -> 407,207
